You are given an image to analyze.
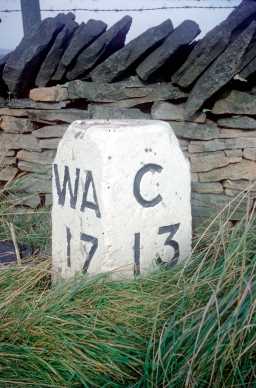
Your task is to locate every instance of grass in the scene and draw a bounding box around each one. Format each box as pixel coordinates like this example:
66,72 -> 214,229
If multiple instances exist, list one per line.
0,184 -> 255,387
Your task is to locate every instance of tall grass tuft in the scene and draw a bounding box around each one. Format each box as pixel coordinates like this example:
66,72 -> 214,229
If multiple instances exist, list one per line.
0,194 -> 255,386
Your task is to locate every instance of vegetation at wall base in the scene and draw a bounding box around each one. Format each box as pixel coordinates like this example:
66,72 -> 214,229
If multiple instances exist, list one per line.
0,187 -> 255,386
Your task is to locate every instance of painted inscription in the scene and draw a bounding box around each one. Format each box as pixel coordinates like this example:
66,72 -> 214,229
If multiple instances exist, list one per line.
54,163 -> 180,274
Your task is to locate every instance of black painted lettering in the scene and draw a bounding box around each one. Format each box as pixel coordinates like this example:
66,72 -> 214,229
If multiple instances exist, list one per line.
133,233 -> 141,276
157,224 -> 180,267
133,163 -> 163,208
66,226 -> 72,268
80,233 -> 98,273
80,171 -> 101,218
53,164 -> 80,209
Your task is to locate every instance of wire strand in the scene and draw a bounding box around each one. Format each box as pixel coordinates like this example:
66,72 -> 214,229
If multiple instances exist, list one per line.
0,5 -> 237,14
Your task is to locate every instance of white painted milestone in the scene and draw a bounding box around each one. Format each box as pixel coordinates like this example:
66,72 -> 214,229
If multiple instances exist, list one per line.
52,119 -> 192,279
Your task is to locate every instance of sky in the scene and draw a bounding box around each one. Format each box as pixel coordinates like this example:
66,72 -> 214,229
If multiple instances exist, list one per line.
0,0 -> 242,50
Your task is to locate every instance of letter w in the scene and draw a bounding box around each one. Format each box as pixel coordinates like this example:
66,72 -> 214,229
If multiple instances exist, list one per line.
53,164 -> 80,209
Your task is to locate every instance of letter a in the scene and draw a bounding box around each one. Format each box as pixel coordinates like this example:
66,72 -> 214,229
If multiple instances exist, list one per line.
80,171 -> 101,218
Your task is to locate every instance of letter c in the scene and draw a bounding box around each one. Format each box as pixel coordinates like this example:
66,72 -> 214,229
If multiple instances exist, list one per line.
133,163 -> 163,208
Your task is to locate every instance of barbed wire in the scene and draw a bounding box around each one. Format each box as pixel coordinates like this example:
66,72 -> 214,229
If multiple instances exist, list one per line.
0,5 -> 237,13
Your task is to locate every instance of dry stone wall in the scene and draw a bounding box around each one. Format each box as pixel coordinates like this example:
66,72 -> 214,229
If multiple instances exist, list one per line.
0,0 -> 256,227
0,80 -> 255,227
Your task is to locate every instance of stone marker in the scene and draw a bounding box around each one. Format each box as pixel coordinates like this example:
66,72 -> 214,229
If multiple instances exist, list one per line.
91,19 -> 173,82
52,120 -> 191,279
66,16 -> 132,81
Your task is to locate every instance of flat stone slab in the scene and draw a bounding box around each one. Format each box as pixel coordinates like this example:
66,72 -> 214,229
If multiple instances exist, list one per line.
3,13 -> 72,97
198,160 -> 256,182
185,21 -> 256,118
172,0 -> 256,88
137,20 -> 200,82
66,16 -> 132,81
88,105 -> 149,120
218,115 -> 256,129
32,124 -> 68,138
151,102 -> 206,123
0,116 -> 35,133
66,80 -> 187,108
53,19 -> 107,81
7,99 -> 69,110
35,15 -> 78,87
52,119 -> 191,279
27,109 -> 89,124
30,86 -> 69,102
17,150 -> 56,164
212,90 -> 256,116
91,19 -> 173,82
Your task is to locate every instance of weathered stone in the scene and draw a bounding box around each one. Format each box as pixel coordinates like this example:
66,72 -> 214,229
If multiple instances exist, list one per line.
35,17 -> 78,87
91,19 -> 173,82
218,115 -> 256,130
136,20 -> 200,82
17,150 -> 56,165
18,160 -> 51,174
190,151 -> 241,173
0,107 -> 27,117
0,150 -> 15,157
30,86 -> 68,102
67,79 -> 186,108
223,179 -> 256,192
3,13 -> 72,97
39,138 -> 60,150
27,109 -> 89,124
0,166 -> 18,181
14,173 -> 52,194
0,156 -> 16,166
151,102 -> 206,123
171,121 -> 219,141
88,105 -> 149,119
172,0 -> 256,88
239,39 -> 256,79
199,160 -> 256,182
53,19 -> 107,81
243,148 -> 256,161
224,149 -> 243,157
67,16 -> 132,80
0,133 -> 40,151
191,192 -> 249,220
189,138 -> 256,153
8,192 -> 41,208
8,99 -> 69,110
219,128 -> 256,139
185,21 -> 256,118
212,90 -> 256,115
33,124 -> 68,138
66,78 -> 142,101
0,116 -> 35,133
52,119 -> 191,279
192,182 -> 223,194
